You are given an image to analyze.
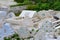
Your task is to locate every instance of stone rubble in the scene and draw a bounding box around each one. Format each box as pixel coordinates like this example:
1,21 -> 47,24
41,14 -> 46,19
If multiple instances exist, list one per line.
0,10 -> 60,40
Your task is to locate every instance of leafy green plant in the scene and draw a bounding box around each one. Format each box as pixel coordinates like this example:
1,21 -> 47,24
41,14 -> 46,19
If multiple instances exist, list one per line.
40,3 -> 50,10
14,0 -> 24,3
26,5 -> 40,11
4,33 -> 21,40
24,1 -> 33,5
12,0 -> 60,11
15,12 -> 21,16
52,1 -> 60,10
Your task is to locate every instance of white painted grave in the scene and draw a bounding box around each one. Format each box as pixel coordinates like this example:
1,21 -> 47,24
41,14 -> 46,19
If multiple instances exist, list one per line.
19,10 -> 37,18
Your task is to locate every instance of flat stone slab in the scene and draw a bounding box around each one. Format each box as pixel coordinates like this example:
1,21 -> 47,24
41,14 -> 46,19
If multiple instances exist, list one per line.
20,10 -> 37,18
0,11 -> 7,19
0,23 -> 15,39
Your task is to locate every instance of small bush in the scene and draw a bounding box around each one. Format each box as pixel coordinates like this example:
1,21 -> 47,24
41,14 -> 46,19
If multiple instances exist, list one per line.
13,0 -> 60,11
26,5 -> 40,11
15,12 -> 21,16
40,3 -> 50,10
41,0 -> 48,3
4,33 -> 21,40
24,1 -> 33,5
52,2 -> 60,10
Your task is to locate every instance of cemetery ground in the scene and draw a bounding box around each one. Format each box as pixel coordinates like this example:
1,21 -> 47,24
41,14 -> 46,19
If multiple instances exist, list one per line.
0,10 -> 60,40
0,0 -> 60,40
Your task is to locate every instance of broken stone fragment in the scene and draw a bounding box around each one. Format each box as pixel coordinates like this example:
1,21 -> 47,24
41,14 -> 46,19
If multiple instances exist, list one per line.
16,27 -> 31,38
38,10 -> 53,19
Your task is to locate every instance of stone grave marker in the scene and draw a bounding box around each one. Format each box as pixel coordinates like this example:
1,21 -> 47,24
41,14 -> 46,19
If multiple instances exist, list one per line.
19,10 -> 37,18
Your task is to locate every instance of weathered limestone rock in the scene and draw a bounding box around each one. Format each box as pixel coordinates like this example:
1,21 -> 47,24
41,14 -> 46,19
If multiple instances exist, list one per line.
5,10 -> 60,40
16,27 -> 31,38
54,26 -> 60,37
38,18 -> 54,33
38,10 -> 53,19
0,11 -> 8,28
7,12 -> 15,18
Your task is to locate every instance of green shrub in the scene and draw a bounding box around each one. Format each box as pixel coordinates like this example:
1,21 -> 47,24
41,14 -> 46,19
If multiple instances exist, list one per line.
24,1 -> 33,5
40,3 -> 50,10
15,12 -> 21,16
26,5 -> 40,11
52,2 -> 60,10
10,3 -> 25,7
4,33 -> 21,40
41,0 -> 48,3
13,0 -> 60,11
30,0 -> 41,3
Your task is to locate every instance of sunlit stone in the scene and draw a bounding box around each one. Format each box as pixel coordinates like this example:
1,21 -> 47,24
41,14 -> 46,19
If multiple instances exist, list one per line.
5,10 -> 37,30
4,10 -> 60,40
19,10 -> 37,18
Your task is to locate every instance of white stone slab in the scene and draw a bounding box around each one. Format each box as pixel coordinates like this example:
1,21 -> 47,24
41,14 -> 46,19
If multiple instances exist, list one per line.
0,11 -> 7,19
0,23 -> 15,39
19,10 -> 37,18
3,23 -> 15,36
